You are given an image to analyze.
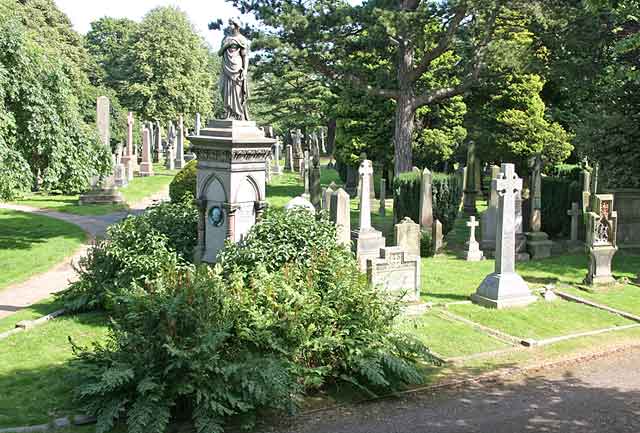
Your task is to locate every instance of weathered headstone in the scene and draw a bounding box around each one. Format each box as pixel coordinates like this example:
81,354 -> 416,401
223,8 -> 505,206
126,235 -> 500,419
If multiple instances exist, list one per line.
285,144 -> 293,172
174,115 -> 185,169
121,111 -> 135,181
463,141 -> 479,214
355,160 -> 386,271
302,150 -> 310,199
195,113 -> 201,135
309,147 -> 321,210
432,219 -> 443,253
114,143 -> 127,187
481,165 -> 500,252
465,216 -> 484,261
322,182 -> 337,211
345,165 -> 358,196
139,127 -> 154,177
367,247 -> 421,302
472,163 -> 536,308
395,217 -> 421,257
379,178 -> 386,217
419,168 -> 433,230
585,194 -> 618,285
273,139 -> 282,174
292,129 -> 304,173
285,196 -> 315,213
96,95 -> 110,147
566,202 -> 583,251
525,155 -> 553,259
154,121 -> 164,163
330,188 -> 351,247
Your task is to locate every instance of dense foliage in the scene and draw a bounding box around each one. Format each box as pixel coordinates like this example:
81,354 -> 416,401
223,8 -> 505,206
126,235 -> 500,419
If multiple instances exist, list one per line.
540,177 -> 582,239
71,208 -> 435,433
393,171 -> 462,236
59,199 -> 198,312
169,160 -> 197,202
0,0 -> 112,197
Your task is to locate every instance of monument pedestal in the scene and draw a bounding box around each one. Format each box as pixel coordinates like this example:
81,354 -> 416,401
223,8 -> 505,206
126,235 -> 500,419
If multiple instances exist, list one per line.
354,228 -> 385,272
586,245 -> 617,286
463,190 -> 478,215
367,247 -> 420,302
189,119 -> 275,263
139,162 -> 154,177
526,231 -> 553,259
79,186 -> 124,205
472,272 -> 537,309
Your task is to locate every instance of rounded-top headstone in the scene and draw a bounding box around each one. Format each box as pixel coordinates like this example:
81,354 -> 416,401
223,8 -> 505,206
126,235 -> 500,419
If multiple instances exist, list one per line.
285,196 -> 316,213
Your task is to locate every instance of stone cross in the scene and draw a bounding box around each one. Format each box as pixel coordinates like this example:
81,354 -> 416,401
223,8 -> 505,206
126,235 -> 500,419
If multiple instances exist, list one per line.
472,163 -> 535,308
195,113 -> 201,135
466,216 -> 483,261
379,178 -> 386,217
419,168 -> 433,230
359,159 -> 374,231
567,202 -> 581,242
96,96 -> 110,149
494,163 -> 522,273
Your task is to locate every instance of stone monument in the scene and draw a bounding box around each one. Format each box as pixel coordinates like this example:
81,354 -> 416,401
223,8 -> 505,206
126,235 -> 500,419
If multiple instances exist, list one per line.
354,160 -> 386,271
379,178 -> 386,217
309,145 -> 321,210
121,111 -> 135,181
472,163 -> 536,308
174,115 -> 185,169
585,194 -> 618,285
273,139 -> 283,175
463,141 -> 479,215
284,144 -> 293,172
526,154 -> 553,259
195,113 -> 202,135
79,96 -> 124,205
330,188 -> 351,247
395,217 -> 421,257
432,219 -> 443,253
419,168 -> 433,230
480,165 -> 500,253
139,127 -> 154,177
566,202 -> 583,252
367,247 -> 421,302
465,216 -> 484,261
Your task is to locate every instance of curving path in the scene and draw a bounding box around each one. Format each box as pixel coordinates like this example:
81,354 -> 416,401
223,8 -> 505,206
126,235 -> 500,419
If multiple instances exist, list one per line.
0,187 -> 169,320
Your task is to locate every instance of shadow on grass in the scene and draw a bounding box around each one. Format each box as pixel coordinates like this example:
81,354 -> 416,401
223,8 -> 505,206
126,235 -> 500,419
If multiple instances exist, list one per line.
426,293 -> 470,302
0,213 -> 86,250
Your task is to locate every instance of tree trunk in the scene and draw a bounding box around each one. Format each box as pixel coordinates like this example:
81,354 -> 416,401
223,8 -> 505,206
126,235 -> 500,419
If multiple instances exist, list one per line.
393,93 -> 415,175
326,118 -> 336,155
393,42 -> 416,175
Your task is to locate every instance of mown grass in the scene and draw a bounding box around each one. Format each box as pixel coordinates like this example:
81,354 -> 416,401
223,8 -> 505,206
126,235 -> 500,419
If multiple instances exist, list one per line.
0,210 -> 86,292
13,164 -> 177,216
0,312 -> 109,428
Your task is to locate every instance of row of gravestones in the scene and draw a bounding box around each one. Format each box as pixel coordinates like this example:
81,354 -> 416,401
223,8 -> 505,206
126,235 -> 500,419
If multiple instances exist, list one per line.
79,96 -> 199,205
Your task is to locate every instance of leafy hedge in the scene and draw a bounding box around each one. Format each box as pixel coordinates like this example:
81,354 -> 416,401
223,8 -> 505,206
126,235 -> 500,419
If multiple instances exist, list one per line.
169,159 -> 197,202
59,198 -> 198,312
71,208 -> 436,433
540,176 -> 581,238
392,171 -> 462,235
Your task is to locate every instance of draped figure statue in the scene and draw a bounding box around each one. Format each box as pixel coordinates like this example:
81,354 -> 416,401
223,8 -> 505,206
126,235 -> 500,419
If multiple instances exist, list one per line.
218,19 -> 250,121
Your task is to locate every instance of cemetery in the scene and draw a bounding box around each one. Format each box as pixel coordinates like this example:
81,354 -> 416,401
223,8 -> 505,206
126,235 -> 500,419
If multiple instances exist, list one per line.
0,1 -> 639,432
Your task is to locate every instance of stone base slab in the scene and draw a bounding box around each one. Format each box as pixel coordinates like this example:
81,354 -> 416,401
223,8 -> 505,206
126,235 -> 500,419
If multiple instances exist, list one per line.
526,232 -> 554,260
79,189 -> 124,205
473,271 -> 537,309
139,162 -> 154,177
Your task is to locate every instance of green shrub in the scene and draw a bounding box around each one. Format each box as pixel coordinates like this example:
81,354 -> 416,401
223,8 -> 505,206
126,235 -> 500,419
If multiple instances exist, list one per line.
541,176 -> 581,238
552,163 -> 582,182
420,230 -> 434,257
59,198 -> 198,312
392,171 -> 462,235
169,159 -> 197,202
71,210 -> 436,433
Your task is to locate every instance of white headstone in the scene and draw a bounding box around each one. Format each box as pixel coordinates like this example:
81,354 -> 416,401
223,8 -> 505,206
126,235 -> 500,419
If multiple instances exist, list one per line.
465,216 -> 483,261
330,188 -> 351,247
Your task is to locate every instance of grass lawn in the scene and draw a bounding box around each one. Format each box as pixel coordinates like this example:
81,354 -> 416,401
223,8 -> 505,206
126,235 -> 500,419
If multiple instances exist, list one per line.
13,164 -> 177,216
398,310 -> 512,358
0,297 -> 65,334
0,312 -> 108,428
0,210 -> 86,292
448,297 -> 635,341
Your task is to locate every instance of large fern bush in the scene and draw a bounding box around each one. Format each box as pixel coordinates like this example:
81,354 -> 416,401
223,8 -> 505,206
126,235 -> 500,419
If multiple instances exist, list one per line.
71,209 -> 436,433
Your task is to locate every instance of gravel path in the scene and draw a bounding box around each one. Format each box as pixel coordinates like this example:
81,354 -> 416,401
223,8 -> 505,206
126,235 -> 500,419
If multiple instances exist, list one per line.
264,347 -> 640,433
0,187 -> 169,319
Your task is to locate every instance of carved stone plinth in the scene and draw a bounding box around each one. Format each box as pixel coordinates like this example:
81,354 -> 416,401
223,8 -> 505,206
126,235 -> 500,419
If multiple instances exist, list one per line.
526,231 -> 553,260
189,119 -> 275,263
586,245 -> 617,285
472,272 -> 537,308
367,247 -> 420,302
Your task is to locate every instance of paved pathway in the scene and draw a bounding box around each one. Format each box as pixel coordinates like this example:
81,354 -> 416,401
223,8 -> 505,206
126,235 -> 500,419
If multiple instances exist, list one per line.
263,348 -> 640,433
0,187 -> 169,320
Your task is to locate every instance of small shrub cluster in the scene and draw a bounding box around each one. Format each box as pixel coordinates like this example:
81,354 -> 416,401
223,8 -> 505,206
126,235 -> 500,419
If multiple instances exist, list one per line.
540,176 -> 582,238
393,171 -> 462,235
169,160 -> 197,202
59,198 -> 198,312
420,230 -> 434,257
71,208 -> 436,433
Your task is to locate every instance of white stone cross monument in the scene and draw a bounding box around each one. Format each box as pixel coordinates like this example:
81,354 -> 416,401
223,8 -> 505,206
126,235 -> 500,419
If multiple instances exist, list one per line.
472,163 -> 536,308
465,216 -> 484,261
355,159 -> 385,271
